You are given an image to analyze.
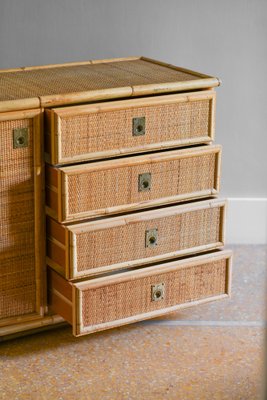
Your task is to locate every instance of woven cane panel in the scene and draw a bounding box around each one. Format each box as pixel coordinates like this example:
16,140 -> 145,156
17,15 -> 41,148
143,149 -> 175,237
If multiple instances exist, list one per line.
59,99 -> 211,161
0,118 -> 36,319
108,60 -> 199,82
0,59 -> 199,102
66,153 -> 216,218
74,206 -> 222,273
0,255 -> 36,318
81,258 -> 227,327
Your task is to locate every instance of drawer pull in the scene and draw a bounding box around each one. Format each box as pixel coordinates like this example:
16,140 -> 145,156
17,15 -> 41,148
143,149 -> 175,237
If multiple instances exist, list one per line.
146,228 -> 158,248
13,128 -> 28,148
138,172 -> 151,192
132,117 -> 145,136
151,283 -> 165,301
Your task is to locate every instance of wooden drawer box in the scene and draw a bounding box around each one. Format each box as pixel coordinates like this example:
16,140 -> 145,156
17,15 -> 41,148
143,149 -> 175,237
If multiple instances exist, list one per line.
47,198 -> 226,279
46,145 -> 221,223
45,90 -> 216,165
48,250 -> 232,336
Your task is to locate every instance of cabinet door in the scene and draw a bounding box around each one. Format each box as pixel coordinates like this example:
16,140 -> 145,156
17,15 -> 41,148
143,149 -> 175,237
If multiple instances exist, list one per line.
0,109 -> 44,325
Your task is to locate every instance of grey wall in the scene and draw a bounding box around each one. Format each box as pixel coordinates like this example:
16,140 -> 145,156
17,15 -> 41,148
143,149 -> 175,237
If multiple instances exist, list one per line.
0,0 -> 266,197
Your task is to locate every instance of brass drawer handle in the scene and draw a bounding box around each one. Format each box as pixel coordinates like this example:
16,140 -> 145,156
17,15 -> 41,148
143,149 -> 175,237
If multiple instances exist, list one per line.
151,283 -> 165,301
138,172 -> 151,192
146,228 -> 158,248
13,128 -> 29,149
132,117 -> 145,136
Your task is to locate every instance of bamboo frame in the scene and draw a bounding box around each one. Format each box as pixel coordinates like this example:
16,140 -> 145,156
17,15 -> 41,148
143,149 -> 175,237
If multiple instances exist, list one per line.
140,56 -> 221,81
59,144 -> 221,174
0,315 -> 65,340
0,56 -> 140,74
0,108 -> 42,122
46,90 -> 216,165
33,110 -> 45,316
77,295 -> 229,336
46,198 -> 226,279
0,98 -> 40,113
76,250 -> 232,290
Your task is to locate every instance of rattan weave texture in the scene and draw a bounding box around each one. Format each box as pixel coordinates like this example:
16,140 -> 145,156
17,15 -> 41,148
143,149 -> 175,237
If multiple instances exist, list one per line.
65,152 -> 217,220
80,258 -> 227,327
57,98 -> 211,163
73,205 -> 222,274
0,59 -> 200,102
0,118 -> 36,319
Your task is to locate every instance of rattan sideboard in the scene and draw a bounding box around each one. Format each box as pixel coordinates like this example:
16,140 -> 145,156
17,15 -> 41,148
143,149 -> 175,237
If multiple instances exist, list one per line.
0,56 -> 232,339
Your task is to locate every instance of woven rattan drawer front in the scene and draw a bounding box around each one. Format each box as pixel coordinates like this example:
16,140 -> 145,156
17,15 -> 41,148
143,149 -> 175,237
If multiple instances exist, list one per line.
46,145 -> 221,223
0,110 -> 43,322
45,90 -> 216,165
46,198 -> 226,279
48,250 -> 232,336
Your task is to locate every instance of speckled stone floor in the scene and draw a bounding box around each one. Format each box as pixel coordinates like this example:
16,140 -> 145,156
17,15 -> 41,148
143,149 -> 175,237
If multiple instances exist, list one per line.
0,245 -> 266,400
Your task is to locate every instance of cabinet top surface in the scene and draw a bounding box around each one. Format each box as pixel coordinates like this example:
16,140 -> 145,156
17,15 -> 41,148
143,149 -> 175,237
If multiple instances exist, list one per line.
0,56 -> 220,112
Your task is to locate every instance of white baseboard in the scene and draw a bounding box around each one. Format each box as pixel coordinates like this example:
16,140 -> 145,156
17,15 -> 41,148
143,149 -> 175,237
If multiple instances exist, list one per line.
226,198 -> 267,244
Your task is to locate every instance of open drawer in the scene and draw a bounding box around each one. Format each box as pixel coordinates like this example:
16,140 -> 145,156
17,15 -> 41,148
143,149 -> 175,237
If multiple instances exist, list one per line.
48,249 -> 232,337
47,198 -> 226,279
46,145 -> 221,223
45,90 -> 216,165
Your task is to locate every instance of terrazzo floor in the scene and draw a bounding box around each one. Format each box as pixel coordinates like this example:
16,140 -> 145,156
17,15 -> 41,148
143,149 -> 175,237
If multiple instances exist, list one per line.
0,245 -> 266,400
